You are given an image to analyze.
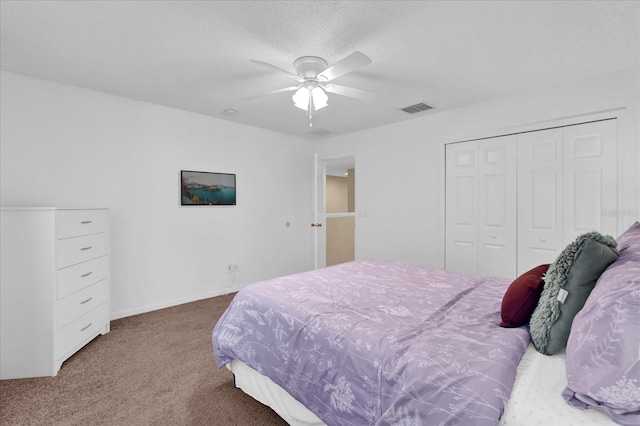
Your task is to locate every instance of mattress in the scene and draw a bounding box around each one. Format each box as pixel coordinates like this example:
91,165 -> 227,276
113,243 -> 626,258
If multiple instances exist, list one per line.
501,344 -> 614,425
228,343 -> 615,426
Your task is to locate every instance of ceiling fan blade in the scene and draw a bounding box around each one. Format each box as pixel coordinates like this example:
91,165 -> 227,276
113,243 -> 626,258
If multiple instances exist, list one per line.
318,51 -> 372,82
250,59 -> 303,82
242,86 -> 300,101
323,84 -> 378,102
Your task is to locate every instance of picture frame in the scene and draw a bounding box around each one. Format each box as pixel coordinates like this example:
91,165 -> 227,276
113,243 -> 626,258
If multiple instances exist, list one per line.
181,170 -> 236,206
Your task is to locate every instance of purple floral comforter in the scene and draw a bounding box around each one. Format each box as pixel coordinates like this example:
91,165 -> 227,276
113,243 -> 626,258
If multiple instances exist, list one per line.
213,260 -> 530,425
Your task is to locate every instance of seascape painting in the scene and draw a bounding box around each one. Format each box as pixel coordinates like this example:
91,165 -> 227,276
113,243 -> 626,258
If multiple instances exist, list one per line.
181,170 -> 236,206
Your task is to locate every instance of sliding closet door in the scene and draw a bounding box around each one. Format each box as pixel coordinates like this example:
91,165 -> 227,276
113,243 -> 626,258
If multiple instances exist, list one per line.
563,120 -> 618,242
478,136 -> 517,278
445,141 -> 478,275
517,128 -> 564,274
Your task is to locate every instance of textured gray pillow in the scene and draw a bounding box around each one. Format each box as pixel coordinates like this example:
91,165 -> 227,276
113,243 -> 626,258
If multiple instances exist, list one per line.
529,232 -> 618,355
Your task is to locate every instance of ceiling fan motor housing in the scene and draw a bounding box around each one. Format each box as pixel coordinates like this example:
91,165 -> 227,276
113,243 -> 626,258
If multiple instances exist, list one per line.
294,56 -> 328,80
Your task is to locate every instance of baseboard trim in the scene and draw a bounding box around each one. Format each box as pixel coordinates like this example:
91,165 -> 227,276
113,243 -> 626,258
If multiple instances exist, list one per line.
110,285 -> 245,320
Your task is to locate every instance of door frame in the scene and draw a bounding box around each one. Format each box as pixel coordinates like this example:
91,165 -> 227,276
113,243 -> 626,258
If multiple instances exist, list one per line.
314,152 -> 356,269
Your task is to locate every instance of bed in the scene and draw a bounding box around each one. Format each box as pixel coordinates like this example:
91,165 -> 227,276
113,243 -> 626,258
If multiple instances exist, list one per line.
212,222 -> 640,426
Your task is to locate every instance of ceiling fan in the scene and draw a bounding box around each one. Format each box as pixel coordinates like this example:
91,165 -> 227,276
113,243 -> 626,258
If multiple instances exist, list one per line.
245,51 -> 378,126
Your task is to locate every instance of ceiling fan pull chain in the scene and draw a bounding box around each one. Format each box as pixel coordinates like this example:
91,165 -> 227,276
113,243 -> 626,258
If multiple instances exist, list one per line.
309,91 -> 313,127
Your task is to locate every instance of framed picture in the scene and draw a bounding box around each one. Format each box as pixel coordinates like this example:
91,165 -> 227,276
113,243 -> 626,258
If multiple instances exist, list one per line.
181,170 -> 236,206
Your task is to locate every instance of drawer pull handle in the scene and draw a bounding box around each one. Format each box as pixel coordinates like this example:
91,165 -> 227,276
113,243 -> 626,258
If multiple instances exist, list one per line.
80,246 -> 92,251
80,297 -> 93,305
81,272 -> 93,278
80,323 -> 92,332
81,220 -> 93,224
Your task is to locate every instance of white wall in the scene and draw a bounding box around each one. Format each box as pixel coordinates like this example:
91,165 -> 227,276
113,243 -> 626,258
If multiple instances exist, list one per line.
3,68 -> 638,318
317,67 -> 640,269
0,71 -> 316,319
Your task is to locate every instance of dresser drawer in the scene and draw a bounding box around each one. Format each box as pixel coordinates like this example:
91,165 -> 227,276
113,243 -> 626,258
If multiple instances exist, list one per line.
57,233 -> 108,269
56,302 -> 109,360
57,209 -> 108,239
58,256 -> 109,299
57,279 -> 109,330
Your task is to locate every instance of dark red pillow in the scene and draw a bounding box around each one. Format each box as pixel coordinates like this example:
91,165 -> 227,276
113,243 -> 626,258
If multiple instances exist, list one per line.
500,264 -> 550,328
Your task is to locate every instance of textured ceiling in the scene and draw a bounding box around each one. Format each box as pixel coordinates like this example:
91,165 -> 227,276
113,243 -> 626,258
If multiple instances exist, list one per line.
1,1 -> 638,140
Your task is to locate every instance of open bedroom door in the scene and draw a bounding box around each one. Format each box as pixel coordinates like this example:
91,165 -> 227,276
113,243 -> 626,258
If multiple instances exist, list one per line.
314,156 -> 327,269
314,154 -> 356,269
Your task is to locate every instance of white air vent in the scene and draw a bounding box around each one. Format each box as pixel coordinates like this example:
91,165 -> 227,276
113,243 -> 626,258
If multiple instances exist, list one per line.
401,102 -> 435,114
309,129 -> 333,137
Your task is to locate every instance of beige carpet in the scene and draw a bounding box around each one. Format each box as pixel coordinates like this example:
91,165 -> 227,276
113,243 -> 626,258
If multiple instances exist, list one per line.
0,293 -> 288,426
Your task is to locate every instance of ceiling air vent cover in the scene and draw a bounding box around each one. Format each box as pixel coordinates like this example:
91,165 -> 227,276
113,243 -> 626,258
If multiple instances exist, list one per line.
309,129 -> 333,137
401,102 -> 435,114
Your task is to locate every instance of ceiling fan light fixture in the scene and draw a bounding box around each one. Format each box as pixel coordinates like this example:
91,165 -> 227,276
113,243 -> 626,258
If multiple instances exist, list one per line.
311,86 -> 328,110
292,86 -> 328,111
292,87 -> 310,110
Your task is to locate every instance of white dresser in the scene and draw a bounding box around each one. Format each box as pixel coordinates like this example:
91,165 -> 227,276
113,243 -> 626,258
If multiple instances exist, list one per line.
1,207 -> 110,379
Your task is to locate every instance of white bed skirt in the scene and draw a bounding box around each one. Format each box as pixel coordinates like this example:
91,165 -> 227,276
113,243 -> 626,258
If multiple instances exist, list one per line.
228,344 -> 614,426
228,359 -> 324,426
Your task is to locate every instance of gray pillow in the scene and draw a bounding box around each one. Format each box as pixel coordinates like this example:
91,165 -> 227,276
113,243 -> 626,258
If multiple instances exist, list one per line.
529,232 -> 618,355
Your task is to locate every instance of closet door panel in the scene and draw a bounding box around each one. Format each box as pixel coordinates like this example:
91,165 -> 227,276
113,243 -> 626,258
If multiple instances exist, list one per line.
445,142 -> 478,275
517,128 -> 564,275
478,136 -> 517,278
445,117 -> 618,279
563,120 -> 618,242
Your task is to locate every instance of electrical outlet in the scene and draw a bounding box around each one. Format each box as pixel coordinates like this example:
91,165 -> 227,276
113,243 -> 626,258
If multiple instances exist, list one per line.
227,264 -> 239,273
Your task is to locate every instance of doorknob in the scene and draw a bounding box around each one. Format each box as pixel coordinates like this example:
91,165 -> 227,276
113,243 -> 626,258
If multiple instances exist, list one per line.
311,223 -> 323,227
